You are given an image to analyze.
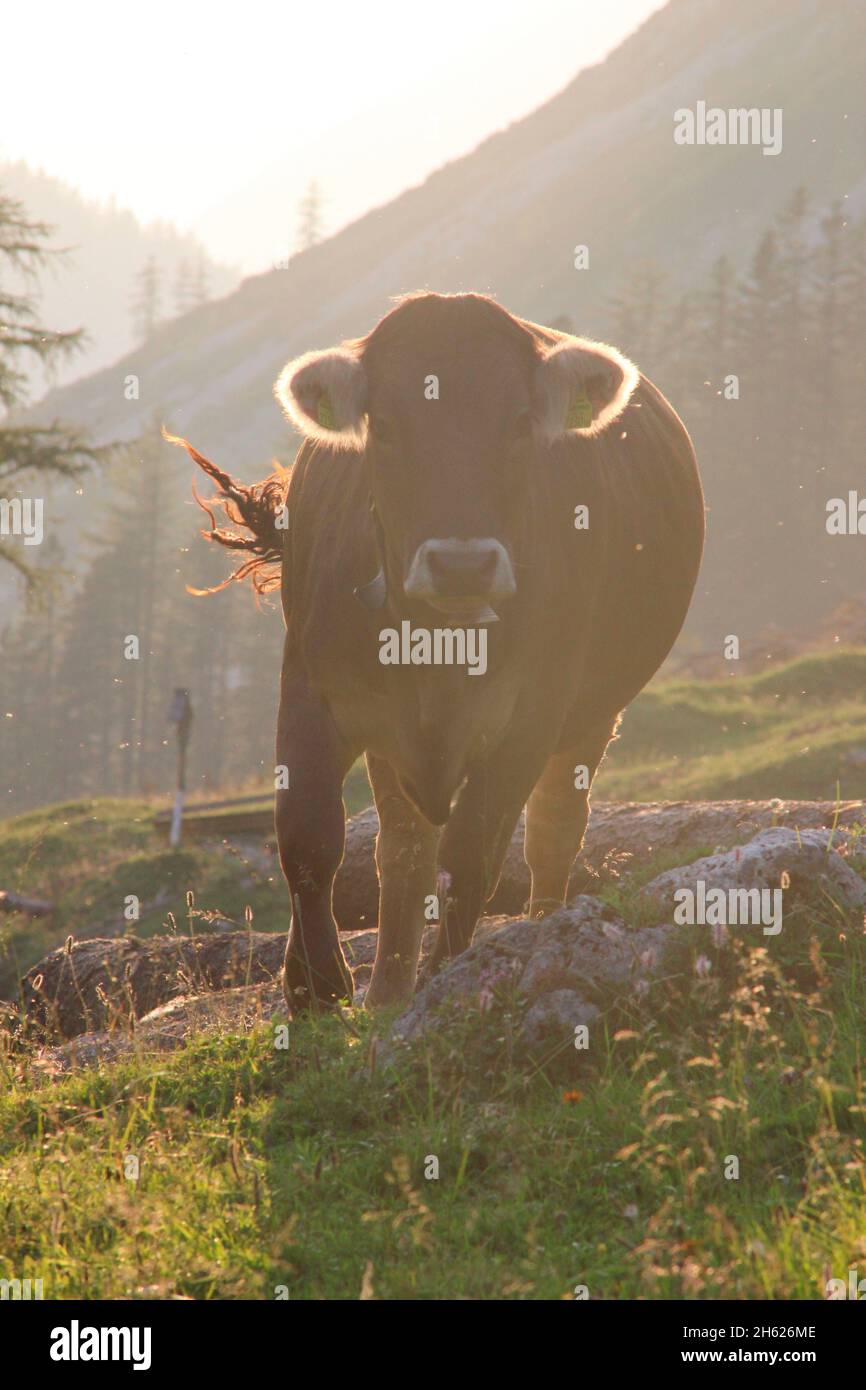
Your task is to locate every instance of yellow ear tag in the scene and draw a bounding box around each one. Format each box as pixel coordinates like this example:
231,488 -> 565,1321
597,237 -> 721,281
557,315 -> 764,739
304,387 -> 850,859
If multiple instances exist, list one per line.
317,394 -> 335,430
565,393 -> 593,430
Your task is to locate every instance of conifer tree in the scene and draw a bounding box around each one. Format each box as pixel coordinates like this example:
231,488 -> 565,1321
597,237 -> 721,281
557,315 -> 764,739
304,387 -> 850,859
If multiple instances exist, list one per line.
296,179 -> 324,252
0,190 -> 95,585
131,256 -> 163,341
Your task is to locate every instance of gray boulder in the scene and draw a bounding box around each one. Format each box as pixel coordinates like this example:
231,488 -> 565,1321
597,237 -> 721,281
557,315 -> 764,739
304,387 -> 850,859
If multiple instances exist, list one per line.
522,991 -> 601,1053
642,827 -> 866,931
32,979 -> 287,1076
332,799 -> 865,930
389,897 -> 672,1055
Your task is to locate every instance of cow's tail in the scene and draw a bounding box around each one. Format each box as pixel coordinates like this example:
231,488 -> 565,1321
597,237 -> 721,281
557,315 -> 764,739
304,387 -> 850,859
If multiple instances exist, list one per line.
163,429 -> 287,596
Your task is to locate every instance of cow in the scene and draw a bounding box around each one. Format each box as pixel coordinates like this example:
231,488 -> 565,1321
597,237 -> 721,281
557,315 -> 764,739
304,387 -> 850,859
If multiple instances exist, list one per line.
173,291 -> 704,1012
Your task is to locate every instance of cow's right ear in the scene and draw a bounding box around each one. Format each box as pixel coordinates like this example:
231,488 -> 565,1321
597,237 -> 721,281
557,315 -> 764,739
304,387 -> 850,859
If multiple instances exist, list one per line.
274,348 -> 367,448
533,337 -> 638,441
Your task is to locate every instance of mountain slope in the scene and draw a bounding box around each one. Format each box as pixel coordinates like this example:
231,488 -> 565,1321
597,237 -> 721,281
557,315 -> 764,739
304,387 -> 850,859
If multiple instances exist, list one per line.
24,0 -> 864,452
15,0 -> 866,643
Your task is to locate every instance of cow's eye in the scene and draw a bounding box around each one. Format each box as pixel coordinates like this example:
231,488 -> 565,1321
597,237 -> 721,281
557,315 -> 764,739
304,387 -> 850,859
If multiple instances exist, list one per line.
369,413 -> 397,445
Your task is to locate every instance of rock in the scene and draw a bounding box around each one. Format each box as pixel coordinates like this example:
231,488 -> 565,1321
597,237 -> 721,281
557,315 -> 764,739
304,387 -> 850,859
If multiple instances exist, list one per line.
18,931 -> 288,1041
642,827 -> 866,927
14,924 -> 389,1042
31,980 -> 287,1075
389,897 -> 672,1055
522,991 -> 600,1053
331,799 -> 865,930
15,802 -> 866,1056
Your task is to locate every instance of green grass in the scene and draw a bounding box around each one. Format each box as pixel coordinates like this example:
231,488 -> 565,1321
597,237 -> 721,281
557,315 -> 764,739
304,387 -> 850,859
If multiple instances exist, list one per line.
0,798 -> 282,1000
1,646 -> 866,1299
0,761 -> 372,998
2,895 -> 866,1299
2,647 -> 863,992
598,648 -> 866,800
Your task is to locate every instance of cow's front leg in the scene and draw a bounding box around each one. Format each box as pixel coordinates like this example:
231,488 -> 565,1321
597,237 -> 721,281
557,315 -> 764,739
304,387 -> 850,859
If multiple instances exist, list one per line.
276,665 -> 355,1010
421,744 -> 547,982
365,753 -> 441,1009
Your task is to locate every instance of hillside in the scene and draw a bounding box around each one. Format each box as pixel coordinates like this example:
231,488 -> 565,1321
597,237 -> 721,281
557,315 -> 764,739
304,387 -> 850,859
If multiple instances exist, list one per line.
3,647 -> 864,994
13,0 -> 866,649
24,0 -> 865,457
0,160 -> 240,398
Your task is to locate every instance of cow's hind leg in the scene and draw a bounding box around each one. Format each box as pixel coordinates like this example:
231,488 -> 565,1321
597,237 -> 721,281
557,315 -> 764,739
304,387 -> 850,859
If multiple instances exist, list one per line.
276,663 -> 356,1011
365,754 -> 441,1009
523,721 -> 618,918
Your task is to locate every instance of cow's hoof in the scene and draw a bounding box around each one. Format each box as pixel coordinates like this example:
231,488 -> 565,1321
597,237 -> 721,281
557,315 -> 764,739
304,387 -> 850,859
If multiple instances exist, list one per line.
282,947 -> 354,1013
364,979 -> 414,1011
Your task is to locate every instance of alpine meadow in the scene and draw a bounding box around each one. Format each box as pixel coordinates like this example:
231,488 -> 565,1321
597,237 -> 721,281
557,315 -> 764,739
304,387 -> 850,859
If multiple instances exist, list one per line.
1,0 -> 866,1352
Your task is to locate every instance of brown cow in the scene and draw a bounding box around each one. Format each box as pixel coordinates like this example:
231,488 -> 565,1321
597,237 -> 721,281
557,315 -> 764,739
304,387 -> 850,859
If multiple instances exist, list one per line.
176,292 -> 704,1011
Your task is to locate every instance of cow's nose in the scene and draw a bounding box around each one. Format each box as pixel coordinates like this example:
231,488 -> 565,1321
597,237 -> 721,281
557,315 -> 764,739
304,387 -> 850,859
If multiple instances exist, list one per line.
404,538 -> 517,603
426,545 -> 497,593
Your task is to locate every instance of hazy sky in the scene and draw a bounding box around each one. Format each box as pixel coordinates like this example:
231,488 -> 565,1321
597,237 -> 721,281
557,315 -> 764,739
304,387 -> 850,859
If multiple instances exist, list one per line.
3,0 -> 663,271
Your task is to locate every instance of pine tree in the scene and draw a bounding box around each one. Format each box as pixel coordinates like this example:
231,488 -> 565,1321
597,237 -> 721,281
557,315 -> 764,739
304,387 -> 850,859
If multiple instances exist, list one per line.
191,253 -> 210,308
173,258 -> 194,316
606,262 -> 667,368
131,256 -> 163,341
804,200 -> 846,502
0,189 -> 96,586
296,179 -> 324,252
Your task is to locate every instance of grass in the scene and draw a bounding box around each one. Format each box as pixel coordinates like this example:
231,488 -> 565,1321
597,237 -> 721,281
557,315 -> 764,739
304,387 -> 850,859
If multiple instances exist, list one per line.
2,888 -> 866,1299
1,646 -> 865,1300
3,647 -> 863,991
0,761 -> 372,998
599,648 -> 866,800
0,798 -> 281,1000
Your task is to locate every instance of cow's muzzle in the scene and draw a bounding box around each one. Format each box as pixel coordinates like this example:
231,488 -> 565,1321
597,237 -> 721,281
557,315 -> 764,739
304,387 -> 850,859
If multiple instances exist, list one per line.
403,538 -> 516,615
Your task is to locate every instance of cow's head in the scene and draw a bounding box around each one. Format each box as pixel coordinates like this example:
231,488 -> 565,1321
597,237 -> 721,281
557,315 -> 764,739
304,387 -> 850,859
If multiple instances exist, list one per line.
275,293 -> 637,619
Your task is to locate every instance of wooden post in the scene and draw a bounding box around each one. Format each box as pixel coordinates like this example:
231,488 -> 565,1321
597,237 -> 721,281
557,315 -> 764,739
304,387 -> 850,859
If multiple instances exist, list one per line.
167,688 -> 193,848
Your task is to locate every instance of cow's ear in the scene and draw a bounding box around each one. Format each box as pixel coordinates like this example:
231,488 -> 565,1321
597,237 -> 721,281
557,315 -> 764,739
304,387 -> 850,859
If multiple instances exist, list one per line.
534,338 -> 638,441
274,347 -> 367,447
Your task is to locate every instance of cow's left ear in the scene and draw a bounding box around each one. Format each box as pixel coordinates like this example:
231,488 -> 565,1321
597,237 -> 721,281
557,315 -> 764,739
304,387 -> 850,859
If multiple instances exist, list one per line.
533,338 -> 638,441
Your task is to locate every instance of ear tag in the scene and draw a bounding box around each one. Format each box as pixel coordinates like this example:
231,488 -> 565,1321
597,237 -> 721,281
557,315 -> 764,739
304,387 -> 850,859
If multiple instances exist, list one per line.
565,393 -> 593,430
317,394 -> 336,430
